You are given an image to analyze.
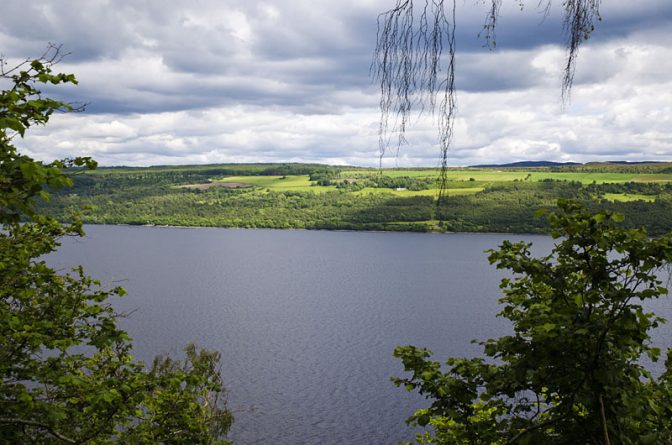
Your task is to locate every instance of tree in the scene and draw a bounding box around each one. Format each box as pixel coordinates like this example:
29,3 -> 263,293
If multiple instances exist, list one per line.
373,0 -> 601,193
376,4 -> 672,442
0,46 -> 233,444
394,200 -> 672,444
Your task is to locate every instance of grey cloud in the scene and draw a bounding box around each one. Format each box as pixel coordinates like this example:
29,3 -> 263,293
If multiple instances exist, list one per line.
455,50 -> 553,92
3,0 -> 672,167
0,1 -> 141,60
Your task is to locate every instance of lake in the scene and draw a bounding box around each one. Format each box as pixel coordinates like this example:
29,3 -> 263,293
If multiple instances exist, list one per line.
49,226 -> 672,444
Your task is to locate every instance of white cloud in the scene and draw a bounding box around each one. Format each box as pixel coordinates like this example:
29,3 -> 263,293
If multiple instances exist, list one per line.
2,0 -> 671,167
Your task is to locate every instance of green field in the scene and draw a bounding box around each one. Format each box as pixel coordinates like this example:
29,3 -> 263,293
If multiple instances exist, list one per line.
352,186 -> 483,197
342,169 -> 439,178
342,169 -> 672,185
602,193 -> 657,203
215,175 -> 336,192
207,170 -> 672,196
208,175 -> 484,197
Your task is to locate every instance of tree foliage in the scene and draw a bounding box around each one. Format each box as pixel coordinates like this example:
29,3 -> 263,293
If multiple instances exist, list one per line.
0,46 -> 232,444
394,200 -> 672,444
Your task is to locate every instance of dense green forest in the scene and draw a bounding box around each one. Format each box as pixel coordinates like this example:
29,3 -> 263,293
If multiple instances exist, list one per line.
41,162 -> 672,235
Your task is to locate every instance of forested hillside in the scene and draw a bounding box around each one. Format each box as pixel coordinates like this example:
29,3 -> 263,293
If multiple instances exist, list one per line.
41,162 -> 672,235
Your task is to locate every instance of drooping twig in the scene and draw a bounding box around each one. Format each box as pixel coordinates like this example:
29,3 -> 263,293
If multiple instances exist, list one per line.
373,0 -> 602,192
373,0 -> 456,199
562,0 -> 601,101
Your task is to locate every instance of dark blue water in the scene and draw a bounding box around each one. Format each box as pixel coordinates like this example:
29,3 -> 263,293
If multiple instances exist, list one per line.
49,226 -> 672,444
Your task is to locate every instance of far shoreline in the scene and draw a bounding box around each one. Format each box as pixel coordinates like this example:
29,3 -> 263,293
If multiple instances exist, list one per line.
79,221 -> 549,238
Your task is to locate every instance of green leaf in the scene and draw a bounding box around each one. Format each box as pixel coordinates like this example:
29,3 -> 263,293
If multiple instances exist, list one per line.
0,117 -> 26,136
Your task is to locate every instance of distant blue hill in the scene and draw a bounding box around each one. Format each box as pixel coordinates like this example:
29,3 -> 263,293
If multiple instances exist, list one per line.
469,161 -> 581,168
604,160 -> 663,165
470,160 -> 666,168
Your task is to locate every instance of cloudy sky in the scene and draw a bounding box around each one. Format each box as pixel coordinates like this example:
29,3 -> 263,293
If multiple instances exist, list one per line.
1,0 -> 671,167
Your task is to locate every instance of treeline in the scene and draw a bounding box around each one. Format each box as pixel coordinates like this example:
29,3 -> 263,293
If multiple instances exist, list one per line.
552,162 -> 672,173
585,181 -> 672,195
311,173 -> 435,191
474,162 -> 672,174
68,163 -> 352,190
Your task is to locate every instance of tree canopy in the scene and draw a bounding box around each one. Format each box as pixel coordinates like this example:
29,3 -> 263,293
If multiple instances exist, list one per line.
1,45 -> 233,444
394,201 -> 672,444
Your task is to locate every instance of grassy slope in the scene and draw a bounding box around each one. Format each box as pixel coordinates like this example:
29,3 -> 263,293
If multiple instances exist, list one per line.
209,171 -> 672,197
